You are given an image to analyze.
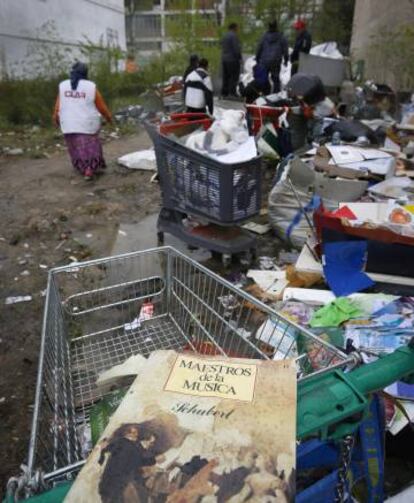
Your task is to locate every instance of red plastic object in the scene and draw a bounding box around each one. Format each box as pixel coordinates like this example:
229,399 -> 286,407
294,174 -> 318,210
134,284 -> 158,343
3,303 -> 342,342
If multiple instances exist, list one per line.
245,105 -> 287,135
170,112 -> 209,121
159,112 -> 213,135
314,206 -> 414,247
329,206 -> 357,220
158,80 -> 183,97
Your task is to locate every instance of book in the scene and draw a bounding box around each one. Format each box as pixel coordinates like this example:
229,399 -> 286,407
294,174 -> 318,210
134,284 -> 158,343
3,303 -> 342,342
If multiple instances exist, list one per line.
65,350 -> 297,503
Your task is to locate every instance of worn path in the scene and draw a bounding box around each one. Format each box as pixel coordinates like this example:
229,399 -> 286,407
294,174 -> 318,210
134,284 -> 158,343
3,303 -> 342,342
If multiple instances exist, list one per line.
0,130 -> 159,495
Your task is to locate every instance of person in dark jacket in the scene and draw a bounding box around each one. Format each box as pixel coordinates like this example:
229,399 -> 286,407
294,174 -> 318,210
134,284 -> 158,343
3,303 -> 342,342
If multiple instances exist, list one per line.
240,64 -> 271,104
220,22 -> 242,98
290,19 -> 312,76
183,54 -> 199,82
256,20 -> 289,94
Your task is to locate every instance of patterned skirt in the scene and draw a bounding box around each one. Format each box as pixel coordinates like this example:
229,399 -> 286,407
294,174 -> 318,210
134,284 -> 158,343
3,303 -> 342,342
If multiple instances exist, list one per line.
64,133 -> 106,175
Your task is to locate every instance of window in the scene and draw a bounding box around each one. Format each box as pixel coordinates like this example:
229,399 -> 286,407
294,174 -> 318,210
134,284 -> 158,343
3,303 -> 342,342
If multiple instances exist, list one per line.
131,15 -> 162,38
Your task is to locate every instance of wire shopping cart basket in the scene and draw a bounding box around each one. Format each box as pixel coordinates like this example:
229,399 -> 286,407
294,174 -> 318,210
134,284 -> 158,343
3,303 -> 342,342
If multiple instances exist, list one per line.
18,246 -> 349,497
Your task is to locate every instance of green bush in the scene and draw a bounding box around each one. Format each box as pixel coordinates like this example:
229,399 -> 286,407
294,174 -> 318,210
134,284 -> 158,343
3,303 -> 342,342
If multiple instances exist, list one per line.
0,72 -> 145,127
0,34 -> 146,128
0,77 -> 62,126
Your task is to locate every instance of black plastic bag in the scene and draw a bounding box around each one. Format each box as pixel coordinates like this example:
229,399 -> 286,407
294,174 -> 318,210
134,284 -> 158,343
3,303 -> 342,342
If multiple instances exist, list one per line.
287,73 -> 326,105
324,119 -> 379,144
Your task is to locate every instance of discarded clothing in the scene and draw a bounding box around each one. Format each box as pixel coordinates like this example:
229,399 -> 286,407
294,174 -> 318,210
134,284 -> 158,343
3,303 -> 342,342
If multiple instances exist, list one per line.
310,297 -> 363,328
324,119 -> 379,144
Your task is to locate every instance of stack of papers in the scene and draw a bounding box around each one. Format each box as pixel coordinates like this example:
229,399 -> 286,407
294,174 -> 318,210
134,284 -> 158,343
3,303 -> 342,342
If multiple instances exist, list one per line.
327,145 -> 395,176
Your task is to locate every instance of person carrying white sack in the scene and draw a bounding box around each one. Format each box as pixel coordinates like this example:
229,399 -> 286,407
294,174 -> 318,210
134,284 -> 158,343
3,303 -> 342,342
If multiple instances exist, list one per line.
184,58 -> 214,115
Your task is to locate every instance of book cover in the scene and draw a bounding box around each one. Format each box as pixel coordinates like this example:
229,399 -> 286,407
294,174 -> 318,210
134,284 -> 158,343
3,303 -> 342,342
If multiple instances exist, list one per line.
65,350 -> 297,503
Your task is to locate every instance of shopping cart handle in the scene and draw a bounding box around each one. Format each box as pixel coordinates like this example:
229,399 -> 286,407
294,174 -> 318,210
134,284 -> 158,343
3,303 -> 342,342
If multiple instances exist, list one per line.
297,342 -> 414,441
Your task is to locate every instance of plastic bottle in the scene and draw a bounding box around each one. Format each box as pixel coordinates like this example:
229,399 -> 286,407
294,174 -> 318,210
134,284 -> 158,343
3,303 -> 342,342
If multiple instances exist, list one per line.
332,131 -> 341,145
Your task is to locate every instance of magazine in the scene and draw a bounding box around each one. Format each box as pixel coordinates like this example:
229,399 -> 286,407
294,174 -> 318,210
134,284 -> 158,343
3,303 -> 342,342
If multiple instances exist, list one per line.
65,350 -> 297,502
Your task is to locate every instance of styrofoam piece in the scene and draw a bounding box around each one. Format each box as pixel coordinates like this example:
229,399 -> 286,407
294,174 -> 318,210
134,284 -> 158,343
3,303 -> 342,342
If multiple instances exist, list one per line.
117,149 -> 156,170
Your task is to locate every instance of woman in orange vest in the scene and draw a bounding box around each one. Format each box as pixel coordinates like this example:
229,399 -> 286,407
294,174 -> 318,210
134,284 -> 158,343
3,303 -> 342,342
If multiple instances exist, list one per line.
53,62 -> 112,180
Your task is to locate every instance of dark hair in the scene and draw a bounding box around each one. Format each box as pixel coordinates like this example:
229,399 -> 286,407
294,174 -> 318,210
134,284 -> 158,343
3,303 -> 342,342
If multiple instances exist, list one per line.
70,62 -> 88,90
189,54 -> 199,65
199,58 -> 209,69
228,22 -> 238,30
268,20 -> 278,32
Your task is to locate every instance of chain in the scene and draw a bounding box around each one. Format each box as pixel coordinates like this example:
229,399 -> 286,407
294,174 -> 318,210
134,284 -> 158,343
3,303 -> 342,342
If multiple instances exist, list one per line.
334,434 -> 355,503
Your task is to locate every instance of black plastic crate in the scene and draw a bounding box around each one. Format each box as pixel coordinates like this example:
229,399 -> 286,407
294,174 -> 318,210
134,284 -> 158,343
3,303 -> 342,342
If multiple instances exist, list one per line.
145,122 -> 262,224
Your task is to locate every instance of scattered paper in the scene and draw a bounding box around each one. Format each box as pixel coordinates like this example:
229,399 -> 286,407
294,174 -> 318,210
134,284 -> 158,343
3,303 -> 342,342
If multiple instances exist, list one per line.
97,354 -> 147,388
388,400 -> 414,436
327,145 -> 391,163
384,137 -> 401,153
336,157 -> 395,176
258,256 -> 280,270
124,301 -> 154,331
5,296 -> 32,305
247,270 -> 288,296
211,136 -> 258,164
242,222 -> 271,234
385,382 -> 414,401
283,287 -> 335,305
255,317 -> 298,360
368,177 -> 414,199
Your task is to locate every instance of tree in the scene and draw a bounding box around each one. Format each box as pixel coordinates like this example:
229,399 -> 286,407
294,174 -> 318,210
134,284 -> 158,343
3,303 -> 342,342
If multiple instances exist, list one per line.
312,0 -> 355,54
366,24 -> 414,91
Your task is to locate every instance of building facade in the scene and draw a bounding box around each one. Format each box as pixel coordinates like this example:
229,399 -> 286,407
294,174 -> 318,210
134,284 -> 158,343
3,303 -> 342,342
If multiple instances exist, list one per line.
0,0 -> 126,78
126,0 -> 322,63
125,0 -> 225,63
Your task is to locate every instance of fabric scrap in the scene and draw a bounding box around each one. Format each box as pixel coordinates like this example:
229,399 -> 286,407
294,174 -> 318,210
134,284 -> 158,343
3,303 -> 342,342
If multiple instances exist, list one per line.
310,297 -> 363,328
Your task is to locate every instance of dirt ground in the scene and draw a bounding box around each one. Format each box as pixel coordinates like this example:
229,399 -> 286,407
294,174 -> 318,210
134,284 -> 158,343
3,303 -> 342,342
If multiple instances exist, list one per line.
0,129 -> 160,495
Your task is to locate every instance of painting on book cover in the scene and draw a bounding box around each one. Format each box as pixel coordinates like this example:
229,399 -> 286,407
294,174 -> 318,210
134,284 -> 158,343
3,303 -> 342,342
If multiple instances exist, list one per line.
65,351 -> 297,503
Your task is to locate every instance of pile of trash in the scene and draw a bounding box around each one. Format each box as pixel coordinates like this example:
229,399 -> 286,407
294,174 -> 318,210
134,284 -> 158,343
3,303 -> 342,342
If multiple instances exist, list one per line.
164,108 -> 258,164
240,244 -> 414,437
232,63 -> 414,442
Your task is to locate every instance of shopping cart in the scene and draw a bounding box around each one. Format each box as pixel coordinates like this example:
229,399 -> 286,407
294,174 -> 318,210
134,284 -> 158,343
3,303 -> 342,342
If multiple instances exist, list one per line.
144,114 -> 262,265
8,246 -> 352,501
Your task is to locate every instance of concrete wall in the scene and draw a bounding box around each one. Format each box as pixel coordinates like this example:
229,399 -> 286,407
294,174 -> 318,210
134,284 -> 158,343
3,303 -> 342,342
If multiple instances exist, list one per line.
351,0 -> 414,90
0,0 -> 126,78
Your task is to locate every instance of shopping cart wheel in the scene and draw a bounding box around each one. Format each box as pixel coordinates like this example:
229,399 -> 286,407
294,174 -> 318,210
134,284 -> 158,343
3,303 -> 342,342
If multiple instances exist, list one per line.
222,253 -> 232,267
157,231 -> 164,246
